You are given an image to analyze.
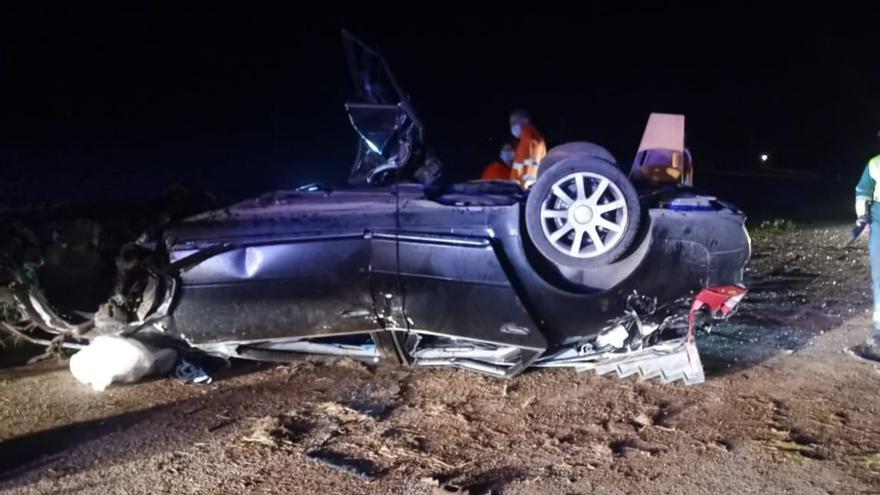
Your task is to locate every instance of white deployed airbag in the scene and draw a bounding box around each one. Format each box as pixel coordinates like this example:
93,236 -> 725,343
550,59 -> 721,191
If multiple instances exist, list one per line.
69,335 -> 178,391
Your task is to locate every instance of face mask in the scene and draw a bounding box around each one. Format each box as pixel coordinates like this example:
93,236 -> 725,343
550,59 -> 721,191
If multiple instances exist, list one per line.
510,124 -> 523,138
500,150 -> 515,165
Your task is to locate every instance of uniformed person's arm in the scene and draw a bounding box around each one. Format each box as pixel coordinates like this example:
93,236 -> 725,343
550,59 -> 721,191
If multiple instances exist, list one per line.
855,160 -> 875,218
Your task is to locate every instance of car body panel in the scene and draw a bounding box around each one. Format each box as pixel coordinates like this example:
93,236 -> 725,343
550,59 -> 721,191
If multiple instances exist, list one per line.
162,185 -> 749,378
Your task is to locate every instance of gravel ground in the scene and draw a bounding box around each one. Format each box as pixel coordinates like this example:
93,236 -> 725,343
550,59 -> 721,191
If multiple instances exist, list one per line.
0,222 -> 879,494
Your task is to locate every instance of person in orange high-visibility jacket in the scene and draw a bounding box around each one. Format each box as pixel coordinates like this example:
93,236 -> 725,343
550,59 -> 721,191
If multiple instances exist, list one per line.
509,109 -> 547,188
480,143 -> 516,180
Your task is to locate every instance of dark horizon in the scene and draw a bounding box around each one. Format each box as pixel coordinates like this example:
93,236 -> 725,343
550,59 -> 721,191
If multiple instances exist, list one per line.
1,5 -> 879,206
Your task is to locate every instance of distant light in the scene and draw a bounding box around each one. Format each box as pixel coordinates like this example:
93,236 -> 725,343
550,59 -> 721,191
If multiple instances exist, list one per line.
760,154 -> 769,162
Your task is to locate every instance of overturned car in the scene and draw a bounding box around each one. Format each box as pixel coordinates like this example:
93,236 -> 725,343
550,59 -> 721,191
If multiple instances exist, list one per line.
1,33 -> 749,385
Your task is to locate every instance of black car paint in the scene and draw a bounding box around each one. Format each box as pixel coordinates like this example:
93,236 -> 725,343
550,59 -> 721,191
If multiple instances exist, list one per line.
162,185 -> 749,376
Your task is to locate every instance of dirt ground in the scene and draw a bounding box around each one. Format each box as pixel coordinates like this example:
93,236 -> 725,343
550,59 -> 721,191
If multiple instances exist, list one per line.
1,222 -> 879,495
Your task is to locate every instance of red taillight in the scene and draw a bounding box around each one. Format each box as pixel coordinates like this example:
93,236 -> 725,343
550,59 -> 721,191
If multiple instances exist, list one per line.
686,285 -> 747,342
694,285 -> 747,317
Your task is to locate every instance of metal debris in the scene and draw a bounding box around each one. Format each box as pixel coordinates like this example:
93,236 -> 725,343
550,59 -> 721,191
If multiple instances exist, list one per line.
580,338 -> 705,385
173,359 -> 213,385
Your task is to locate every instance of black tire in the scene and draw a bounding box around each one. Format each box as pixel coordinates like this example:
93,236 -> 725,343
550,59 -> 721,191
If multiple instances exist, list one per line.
539,142 -> 618,176
525,156 -> 641,268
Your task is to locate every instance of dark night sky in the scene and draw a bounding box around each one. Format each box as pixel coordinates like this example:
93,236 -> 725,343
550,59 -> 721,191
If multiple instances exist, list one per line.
1,5 -> 879,205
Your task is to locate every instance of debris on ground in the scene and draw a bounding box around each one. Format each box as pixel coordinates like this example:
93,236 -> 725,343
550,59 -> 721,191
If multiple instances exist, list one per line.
0,191 -> 216,365
68,335 -> 177,391
173,360 -> 213,385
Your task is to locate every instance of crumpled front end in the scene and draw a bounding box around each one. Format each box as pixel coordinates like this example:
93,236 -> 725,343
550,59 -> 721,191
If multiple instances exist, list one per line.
535,285 -> 747,385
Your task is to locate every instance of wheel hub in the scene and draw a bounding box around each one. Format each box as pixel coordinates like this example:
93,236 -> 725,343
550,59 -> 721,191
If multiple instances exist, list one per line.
570,202 -> 594,226
539,171 -> 629,259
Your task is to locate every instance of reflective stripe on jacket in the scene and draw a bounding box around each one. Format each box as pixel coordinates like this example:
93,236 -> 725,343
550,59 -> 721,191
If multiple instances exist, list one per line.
511,124 -> 547,187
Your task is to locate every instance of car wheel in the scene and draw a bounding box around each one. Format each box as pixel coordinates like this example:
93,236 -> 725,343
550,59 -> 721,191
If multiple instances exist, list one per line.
538,142 -> 617,176
525,156 -> 641,268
